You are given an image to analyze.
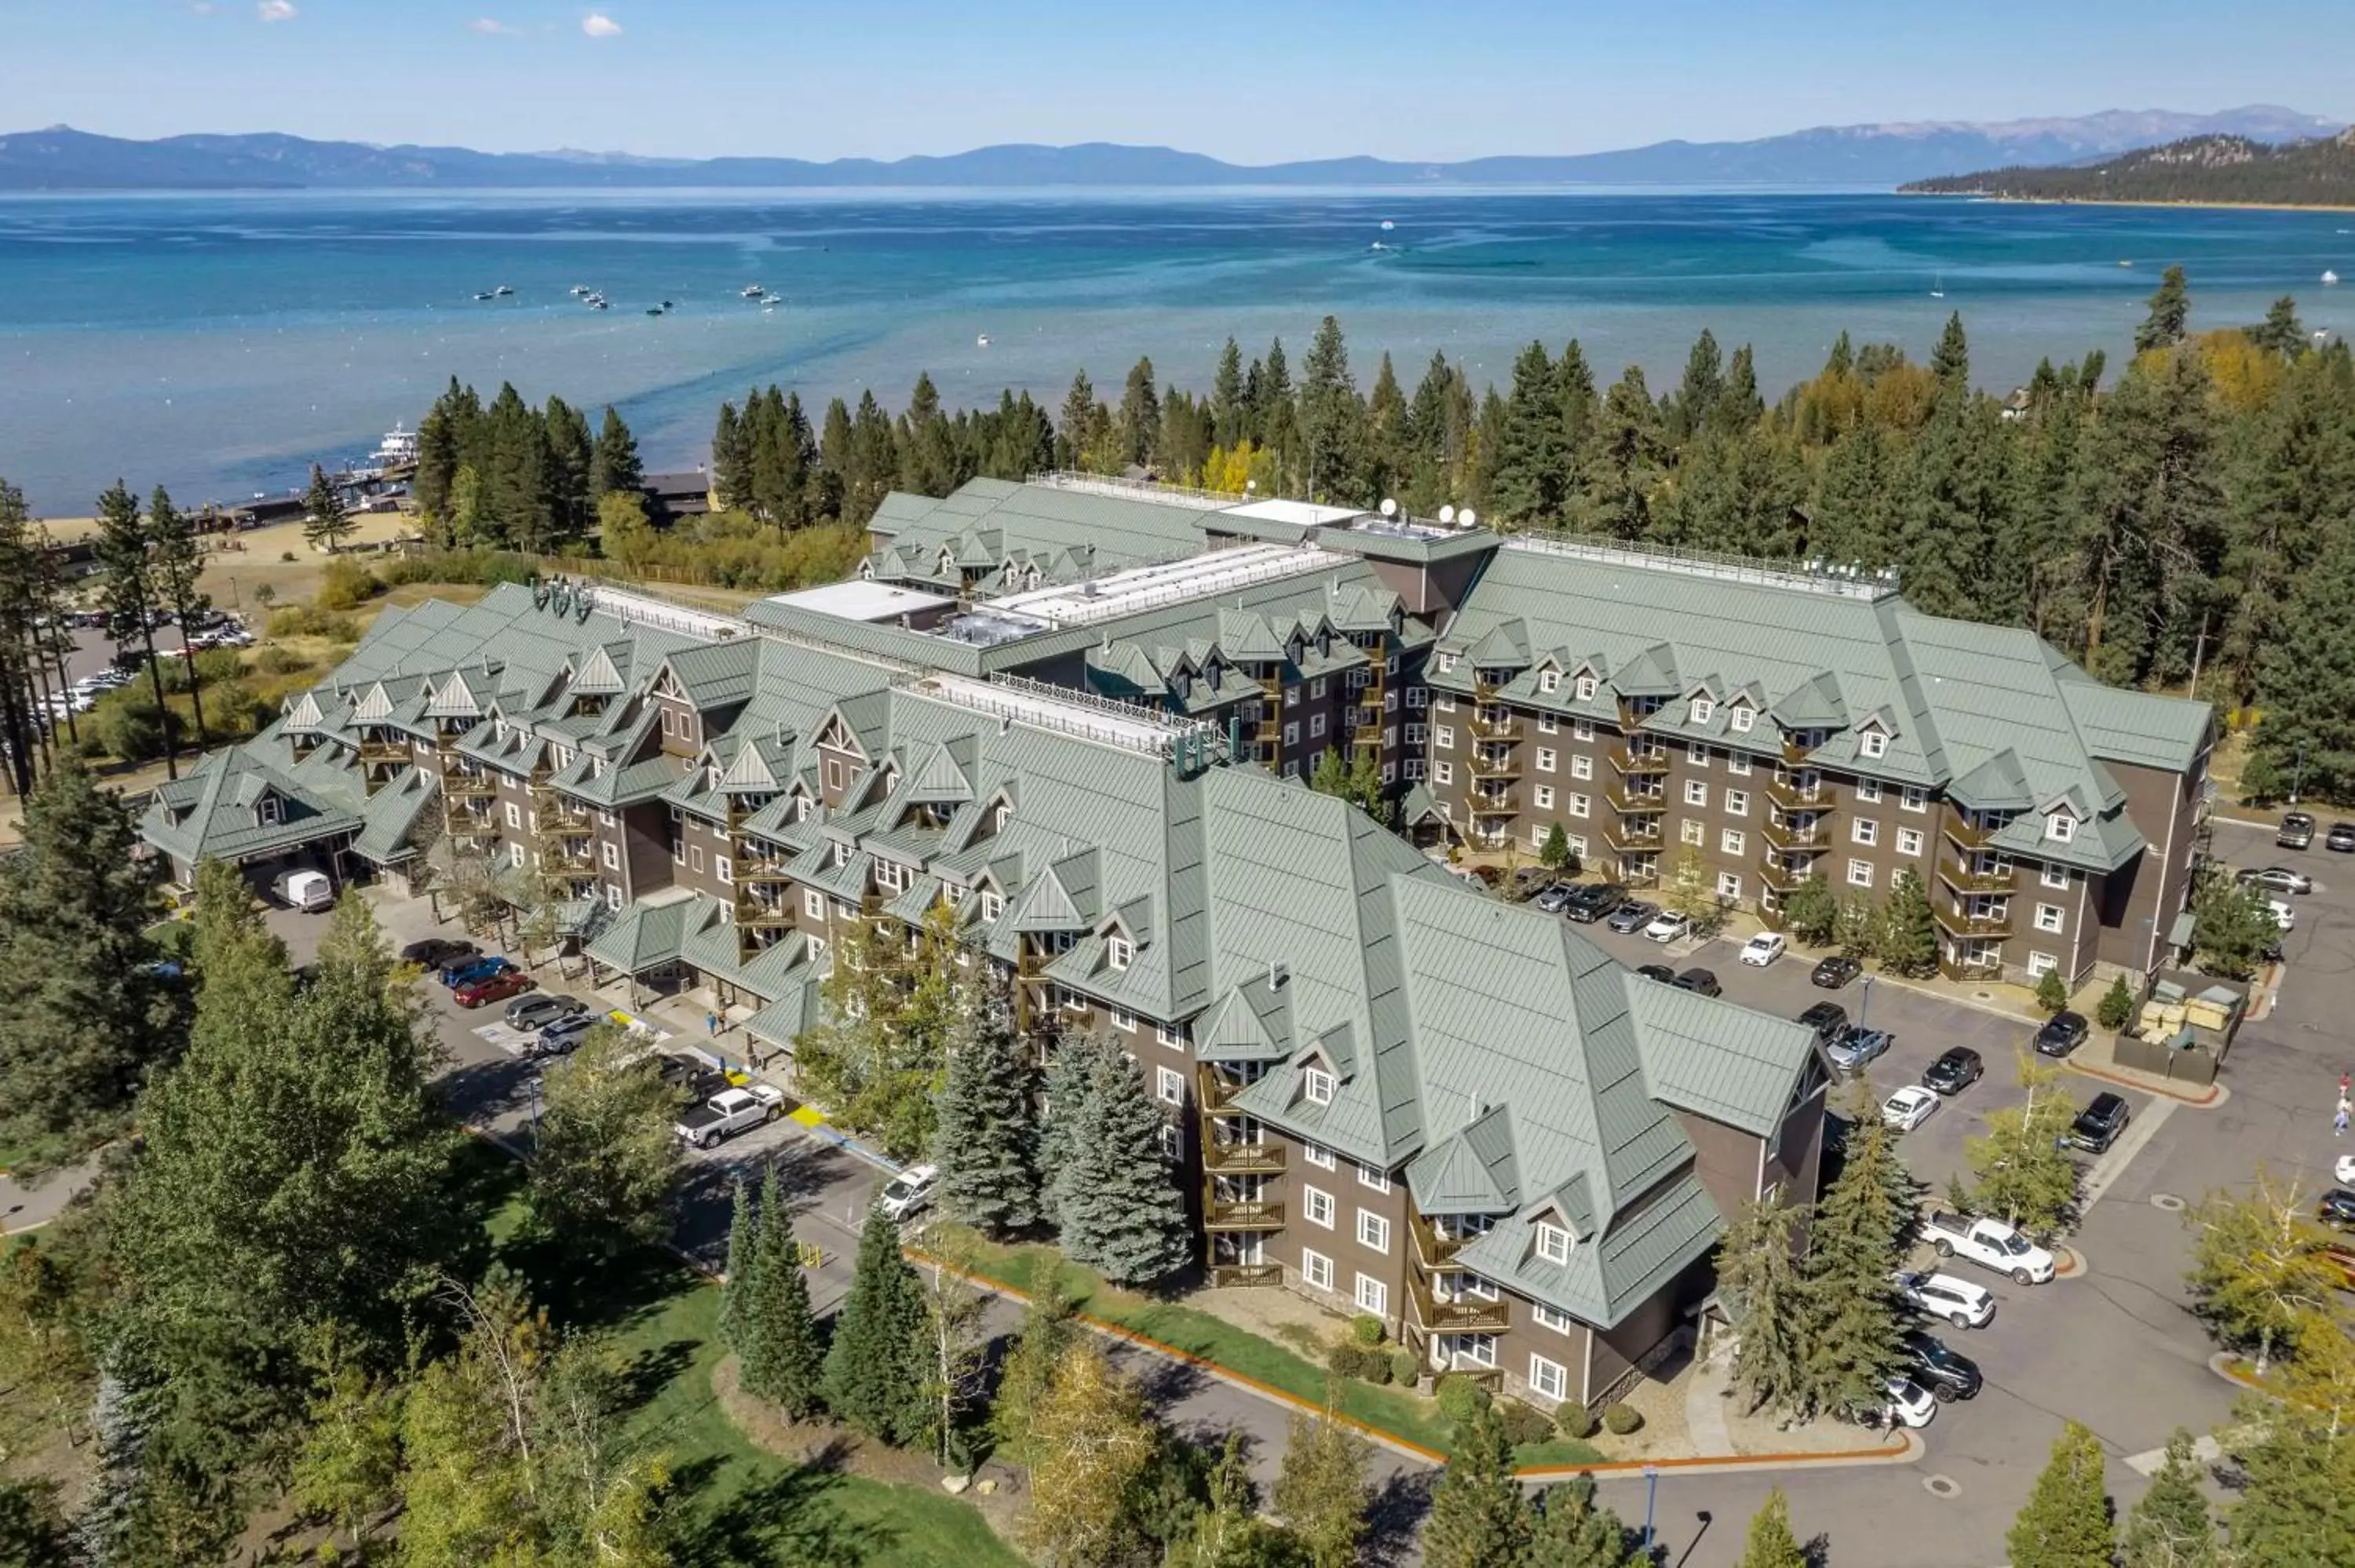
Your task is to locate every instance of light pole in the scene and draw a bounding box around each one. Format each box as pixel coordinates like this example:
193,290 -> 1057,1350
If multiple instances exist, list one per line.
2291,742 -> 2308,806
1859,972 -> 1875,1027
1641,1464 -> 1660,1551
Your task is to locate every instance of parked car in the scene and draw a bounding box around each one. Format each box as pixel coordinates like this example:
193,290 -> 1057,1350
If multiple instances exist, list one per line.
401,937 -> 476,970
1894,1270 -> 1997,1329
2068,1092 -> 2133,1154
1643,910 -> 1692,943
878,1163 -> 940,1222
278,870 -> 334,913
1634,963 -> 1677,983
2278,811 -> 2317,849
2266,897 -> 2296,933
1564,884 -> 1626,924
455,970 -> 534,1008
1605,901 -> 1659,935
1796,1001 -> 1849,1046
439,954 -> 512,989
1922,1046 -> 1984,1095
1922,1212 -> 2055,1285
1827,1026 -> 1892,1075
1739,932 -> 1787,967
2339,1154 -> 2355,1187
1903,1332 -> 1984,1402
1809,954 -> 1861,989
2032,1011 -> 2089,1059
1672,968 -> 1721,997
2320,1189 -> 2355,1231
1871,1377 -> 1939,1429
528,1014 -> 596,1059
2328,822 -> 2355,854
1532,883 -> 1579,915
2237,866 -> 2313,896
674,1084 -> 786,1149
505,993 -> 586,1031
1882,1085 -> 1941,1132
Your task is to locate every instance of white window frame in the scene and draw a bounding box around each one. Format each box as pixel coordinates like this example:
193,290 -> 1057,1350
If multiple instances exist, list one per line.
805,888 -> 827,918
1725,788 -> 1749,818
1717,870 -> 1743,901
1358,1163 -> 1391,1194
1533,784 -> 1555,810
2042,863 -> 2069,890
1356,1211 -> 1391,1254
1304,1067 -> 1335,1105
1302,1249 -> 1334,1291
1539,669 -> 1561,693
2047,811 -> 2076,843
1304,1143 -> 1337,1171
1569,792 -> 1590,819
1901,785 -> 1928,813
1532,1302 -> 1572,1333
1681,819 -> 1705,846
1433,760 -> 1454,786
1729,706 -> 1754,733
1571,717 -> 1595,742
714,852 -> 730,882
2028,950 -> 2058,978
1860,729 -> 1889,760
1684,779 -> 1709,808
1847,858 -> 1875,888
2036,903 -> 2065,934
1534,1222 -> 1571,1264
1156,1067 -> 1185,1105
1690,698 -> 1714,724
506,801 -> 522,830
1157,1019 -> 1186,1049
1535,746 -> 1557,772
1110,1004 -> 1137,1031
1720,829 -> 1745,855
1897,827 -> 1924,858
1529,1354 -> 1569,1402
1688,741 -> 1711,766
1728,752 -> 1752,777
1536,712 -> 1557,734
1574,676 -> 1597,701
1304,1187 -> 1335,1229
1570,753 -> 1593,781
1852,817 -> 1879,846
1107,935 -> 1134,971
1434,725 -> 1454,750
1856,778 -> 1883,804
1354,1274 -> 1389,1318
604,841 -> 622,870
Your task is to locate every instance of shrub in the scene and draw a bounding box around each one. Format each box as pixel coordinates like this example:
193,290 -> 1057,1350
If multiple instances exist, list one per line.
279,550 -> 297,563
265,606 -> 361,642
1349,1314 -> 1385,1347
2096,972 -> 2136,1031
1434,1373 -> 1492,1428
256,645 -> 309,676
314,556 -> 385,611
1389,1350 -> 1421,1388
1359,1352 -> 1392,1386
2033,968 -> 2069,1016
1602,1402 -> 1641,1435
1496,1399 -> 1554,1447
1556,1399 -> 1597,1440
1324,1342 -> 1375,1380
378,547 -> 539,590
89,690 -> 178,763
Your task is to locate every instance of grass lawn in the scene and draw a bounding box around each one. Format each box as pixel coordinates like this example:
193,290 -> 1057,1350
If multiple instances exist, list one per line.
466,1147 -> 1020,1568
929,1227 -> 1601,1468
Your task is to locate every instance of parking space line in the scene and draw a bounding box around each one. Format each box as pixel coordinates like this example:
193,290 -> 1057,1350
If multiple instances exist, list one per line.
2080,1097 -> 2174,1212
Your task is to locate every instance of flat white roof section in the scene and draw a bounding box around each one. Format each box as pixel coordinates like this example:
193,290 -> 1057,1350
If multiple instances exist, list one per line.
577,584 -> 750,640
1218,498 -> 1369,527
986,541 -> 1341,627
903,672 -> 1214,757
763,582 -> 958,623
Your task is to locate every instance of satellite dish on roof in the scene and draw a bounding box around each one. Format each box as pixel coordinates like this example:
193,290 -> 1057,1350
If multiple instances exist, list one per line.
1378,498 -> 1397,518
1459,508 -> 1478,530
1438,505 -> 1457,525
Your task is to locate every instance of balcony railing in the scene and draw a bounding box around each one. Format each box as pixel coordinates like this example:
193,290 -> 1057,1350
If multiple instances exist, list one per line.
1939,858 -> 2017,894
1203,1190 -> 1285,1230
1780,737 -> 1813,764
1757,858 -> 1815,893
1468,751 -> 1521,780
1203,1140 -> 1285,1175
359,739 -> 409,765
1762,775 -> 1832,813
1941,956 -> 2005,983
1472,677 -> 1504,702
546,817 -> 596,839
1467,794 -> 1517,819
1353,724 -> 1384,749
1944,815 -> 2003,849
1604,783 -> 1668,814
1208,1263 -> 1283,1288
1601,821 -> 1664,853
441,773 -> 498,799
1407,1267 -> 1512,1333
1933,906 -> 2013,937
1408,1209 -> 1467,1271
735,897 -> 794,929
736,851 -> 796,883
1469,713 -> 1524,742
1761,817 -> 1831,851
1608,746 -> 1670,777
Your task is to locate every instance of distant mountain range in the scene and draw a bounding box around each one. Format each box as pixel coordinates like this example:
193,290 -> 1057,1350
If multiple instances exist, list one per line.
1903,127 -> 2355,207
0,108 -> 2343,191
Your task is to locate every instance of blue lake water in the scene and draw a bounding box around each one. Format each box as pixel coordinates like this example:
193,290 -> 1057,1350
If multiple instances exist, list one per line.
0,188 -> 2350,513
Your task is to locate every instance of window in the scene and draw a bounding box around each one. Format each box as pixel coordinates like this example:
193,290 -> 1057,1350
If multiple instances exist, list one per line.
1408,687 -> 1428,710
604,841 -> 622,870
1681,819 -> 1705,846
1310,678 -> 1327,699
1406,723 -> 1428,746
1158,1123 -> 1181,1159
1534,1222 -> 1571,1264
1895,786 -> 1926,815
1536,713 -> 1557,734
1284,684 -> 1300,709
1157,1019 -> 1187,1049
671,837 -> 685,864
2042,863 -> 2070,890
1156,1067 -> 1185,1105
2047,811 -> 2076,843
1436,694 -> 1455,713
509,843 -> 526,870
256,796 -> 282,826
1691,698 -> 1714,724
1107,935 -> 1134,971
1852,818 -> 1879,846
1434,725 -> 1454,750
980,891 -> 1005,921
1304,1187 -> 1335,1228
1730,706 -> 1755,733
714,853 -> 731,883
1111,1004 -> 1137,1031
1847,858 -> 1875,888
1533,785 -> 1555,809
1355,1274 -> 1389,1318
1304,1067 -> 1334,1105
1574,676 -> 1598,701
1530,1354 -> 1569,1402
1302,1250 -> 1334,1291
1404,760 -> 1426,782
1568,834 -> 1589,859
1571,717 -> 1595,742
1532,1302 -> 1572,1333
1304,1143 -> 1337,1170
1356,1212 -> 1391,1253
1717,871 -> 1743,900
1570,753 -> 1593,780
1358,1163 -> 1392,1194
1568,792 -> 1590,819
1688,741 -> 1711,765
1725,789 -> 1749,818
1897,827 -> 1924,857
1535,747 -> 1557,772
599,808 -> 615,827
1721,829 -> 1746,855
805,889 -> 826,919
606,883 -> 623,910
1856,779 -> 1882,804
1860,729 -> 1889,759
506,801 -> 523,830
1530,824 -> 1550,850
2028,951 -> 2057,978
691,845 -> 705,872
1309,713 -> 1327,738
1684,779 -> 1710,807
1283,722 -> 1299,747
1433,760 -> 1454,786
1727,752 -> 1751,777
2036,903 -> 2065,933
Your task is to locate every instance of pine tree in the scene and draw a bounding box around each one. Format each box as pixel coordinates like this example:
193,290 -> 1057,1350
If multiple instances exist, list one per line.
2253,535 -> 2355,800
989,1256 -> 1076,1466
2006,1420 -> 2113,1568
1036,1034 -> 1100,1220
1527,1471 -> 1634,1566
1669,328 -> 1725,441
823,1206 -> 931,1446
1590,365 -> 1664,541
1734,1487 -> 1807,1568
1421,1402 -> 1530,1568
1118,356 -> 1163,469
542,393 -> 593,543
718,1175 -> 754,1358
1876,868 -> 1937,978
1540,821 -> 1572,871
480,383 -> 556,550
302,463 -> 353,552
1714,1187 -> 1813,1417
1052,1041 -> 1192,1286
92,478 -> 177,779
2231,1401 -> 2355,1565
932,972 -> 1042,1237
735,1166 -> 826,1419
1299,315 -> 1364,503
1489,341 -> 1568,527
146,486 -> 211,750
1802,1077 -> 1909,1419
2118,1428 -> 2217,1568
2135,265 -> 2192,353
1272,1399 -> 1371,1568
590,405 -> 644,500
2247,295 -> 2308,360
711,399 -> 752,511
1210,337 -> 1247,448
1780,876 -> 1838,946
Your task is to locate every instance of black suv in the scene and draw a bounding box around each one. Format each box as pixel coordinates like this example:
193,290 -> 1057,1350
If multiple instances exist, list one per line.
2069,1092 -> 2133,1154
2279,811 -> 2317,850
400,936 -> 476,970
1903,1332 -> 1983,1402
2033,1011 -> 2089,1059
2330,822 -> 2355,854
1922,1046 -> 1984,1095
1673,969 -> 1722,997
1564,884 -> 1626,924
1809,954 -> 1861,990
2319,1189 -> 2355,1231
1796,1001 -> 1849,1046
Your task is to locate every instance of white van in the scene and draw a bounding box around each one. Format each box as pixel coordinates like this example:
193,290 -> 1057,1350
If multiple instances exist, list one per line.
281,870 -> 334,912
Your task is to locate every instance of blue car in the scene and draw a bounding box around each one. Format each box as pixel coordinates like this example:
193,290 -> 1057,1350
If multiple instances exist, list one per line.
440,954 -> 512,989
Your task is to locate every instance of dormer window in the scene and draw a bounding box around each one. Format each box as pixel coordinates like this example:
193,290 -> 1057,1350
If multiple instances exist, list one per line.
257,796 -> 282,826
1574,675 -> 1597,701
1729,705 -> 1754,733
1859,729 -> 1889,760
1690,698 -> 1714,725
2046,811 -> 2076,844
831,842 -> 849,868
1303,1067 -> 1335,1106
708,765 -> 723,791
1107,935 -> 1134,971
1539,670 -> 1561,694
796,796 -> 813,822
1535,1221 -> 1572,1265
980,891 -> 1004,922
993,802 -> 1013,832
1437,653 -> 1459,673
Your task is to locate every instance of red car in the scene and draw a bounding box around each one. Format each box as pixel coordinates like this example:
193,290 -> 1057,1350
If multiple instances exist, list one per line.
455,970 -> 535,1008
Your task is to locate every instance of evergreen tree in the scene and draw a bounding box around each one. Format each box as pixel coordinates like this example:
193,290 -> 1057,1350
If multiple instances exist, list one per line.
823,1207 -> 931,1446
1489,341 -> 1568,527
1210,337 -> 1247,448
2006,1420 -> 2114,1568
1527,1471 -> 1634,1566
145,487 -> 211,749
1059,370 -> 1112,472
301,462 -> 354,552
1272,1399 -> 1371,1568
2219,353 -> 2355,705
1669,328 -> 1725,441
92,479 -> 177,778
1421,1402 -> 1529,1568
2247,295 -> 2309,360
480,382 -> 556,550
989,1256 -> 1076,1466
1590,365 -> 1665,540
1734,1487 -> 1807,1568
1714,1187 -> 1813,1417
1802,1077 -> 1910,1419
1875,867 -> 1937,978
718,1175 -> 754,1358
742,1165 -> 827,1419
711,399 -> 752,511
2135,264 -> 2193,353
1036,1034 -> 1100,1217
1930,312 -> 1971,400
1299,315 -> 1364,503
1718,343 -> 1764,432
2252,532 -> 2355,800
1118,356 -> 1163,469
1540,821 -> 1572,871
931,971 -> 1042,1238
589,404 -> 644,500
1053,1041 -> 1192,1285
542,393 -> 594,543
897,372 -> 959,496
2231,1400 -> 2355,1565
1780,875 -> 1838,946
2118,1428 -> 2217,1568
527,1020 -> 685,1254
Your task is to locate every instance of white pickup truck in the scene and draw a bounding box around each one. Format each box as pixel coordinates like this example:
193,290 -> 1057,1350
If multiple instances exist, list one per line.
1922,1210 -> 2056,1285
674,1084 -> 785,1149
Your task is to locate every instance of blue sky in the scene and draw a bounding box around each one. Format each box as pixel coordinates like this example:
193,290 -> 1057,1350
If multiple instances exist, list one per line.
3,1 -> 2351,161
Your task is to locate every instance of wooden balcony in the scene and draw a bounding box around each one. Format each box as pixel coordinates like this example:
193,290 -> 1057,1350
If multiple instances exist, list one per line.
1780,737 -> 1813,764
1608,745 -> 1671,777
1941,956 -> 2005,983
358,739 -> 409,765
1203,1140 -> 1285,1175
1256,721 -> 1282,748
1762,775 -> 1832,813
1472,677 -> 1504,702
1468,751 -> 1521,780
1604,782 -> 1668,814
1938,858 -> 2017,894
735,896 -> 794,931
1933,906 -> 2013,937
1761,817 -> 1831,851
1469,712 -> 1524,742
1944,815 -> 2002,850
1467,793 -> 1517,819
1407,1267 -> 1511,1333
1601,820 -> 1664,853
1757,858 -> 1815,893
1208,1263 -> 1283,1288
1408,1209 -> 1466,1272
736,851 -> 796,883
545,815 -> 596,839
1352,724 -> 1384,749
1203,1189 -> 1285,1231
441,772 -> 498,799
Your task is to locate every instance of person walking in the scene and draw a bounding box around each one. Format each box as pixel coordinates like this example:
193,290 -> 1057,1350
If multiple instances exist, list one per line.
706,1008 -> 719,1038
2338,1095 -> 2350,1137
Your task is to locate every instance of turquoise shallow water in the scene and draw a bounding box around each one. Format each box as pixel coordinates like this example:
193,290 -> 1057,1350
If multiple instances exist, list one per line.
1,188 -> 2350,513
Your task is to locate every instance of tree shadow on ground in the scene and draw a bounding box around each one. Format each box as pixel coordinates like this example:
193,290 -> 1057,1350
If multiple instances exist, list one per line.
1361,1468 -> 1433,1568
619,1336 -> 699,1410
669,1451 -> 895,1568
495,1223 -> 696,1334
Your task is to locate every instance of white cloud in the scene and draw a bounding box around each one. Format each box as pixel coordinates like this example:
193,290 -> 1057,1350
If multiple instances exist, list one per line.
469,17 -> 520,35
256,0 -> 297,20
580,13 -> 621,38
191,2 -> 220,15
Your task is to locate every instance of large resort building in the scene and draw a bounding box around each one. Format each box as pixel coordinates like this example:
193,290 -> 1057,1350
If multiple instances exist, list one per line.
141,473 -> 2214,1412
